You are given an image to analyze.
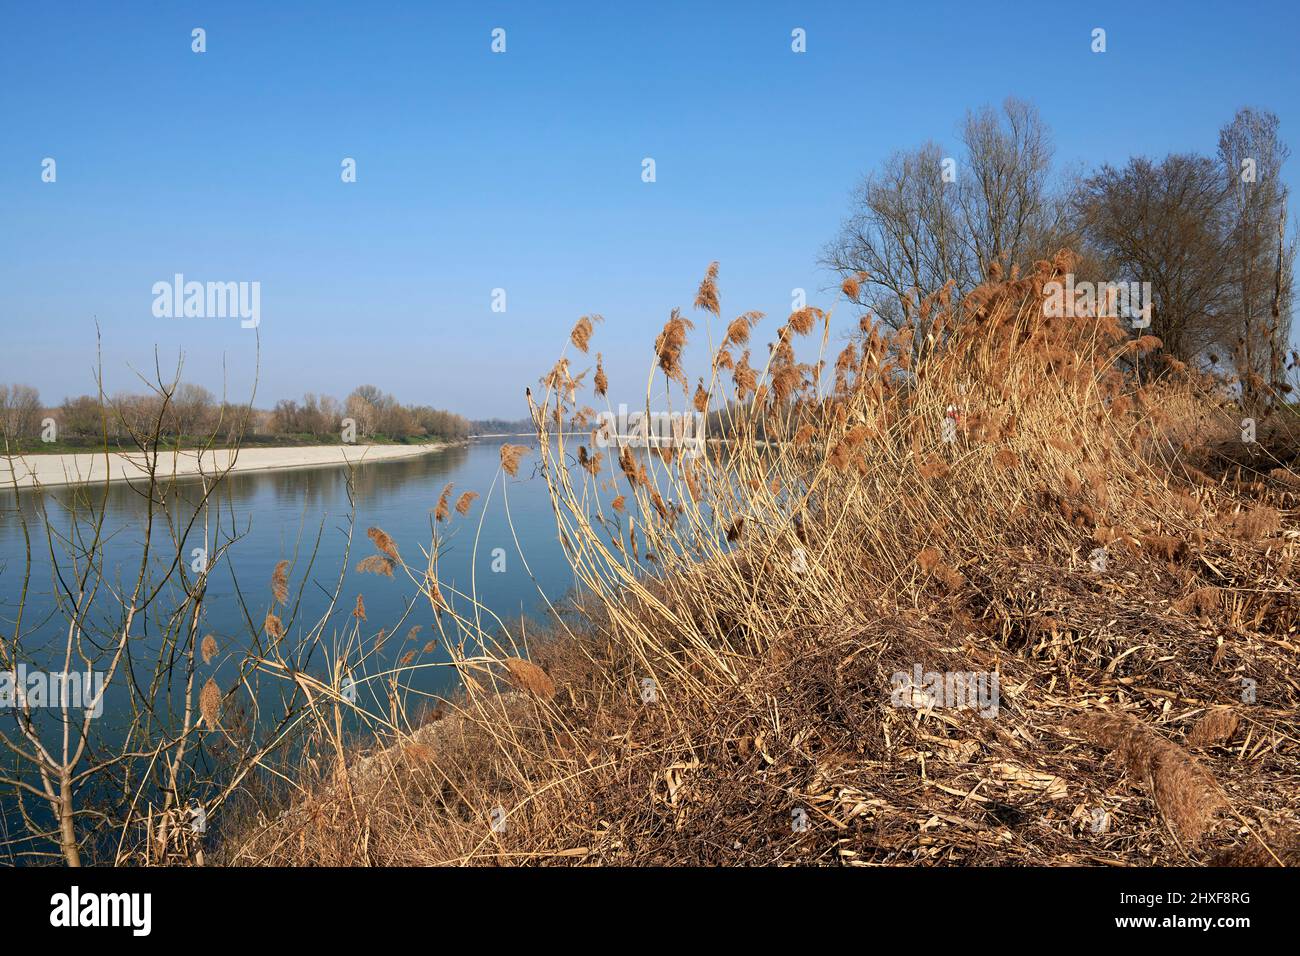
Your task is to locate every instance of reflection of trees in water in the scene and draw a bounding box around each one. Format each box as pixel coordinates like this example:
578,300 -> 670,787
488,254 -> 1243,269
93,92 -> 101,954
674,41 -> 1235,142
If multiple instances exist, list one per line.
0,442 -> 488,863
0,444 -> 475,539
344,444 -> 471,502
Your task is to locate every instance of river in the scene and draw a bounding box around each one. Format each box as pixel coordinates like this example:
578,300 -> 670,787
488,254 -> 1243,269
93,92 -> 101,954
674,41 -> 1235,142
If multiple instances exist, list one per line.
0,439 -> 574,855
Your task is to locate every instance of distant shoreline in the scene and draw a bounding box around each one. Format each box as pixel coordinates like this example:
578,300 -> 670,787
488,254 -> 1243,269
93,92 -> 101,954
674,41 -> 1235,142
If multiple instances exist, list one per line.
0,442 -> 456,490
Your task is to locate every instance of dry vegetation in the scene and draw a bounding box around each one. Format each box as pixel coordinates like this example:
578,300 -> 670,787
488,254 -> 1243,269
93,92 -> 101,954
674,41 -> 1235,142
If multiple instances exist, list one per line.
224,257 -> 1300,867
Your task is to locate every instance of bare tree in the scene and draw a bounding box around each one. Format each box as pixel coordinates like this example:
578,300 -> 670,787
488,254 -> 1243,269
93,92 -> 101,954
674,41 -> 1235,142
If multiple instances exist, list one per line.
317,395 -> 343,437
0,384 -> 43,441
345,385 -> 386,438
170,383 -> 216,438
1074,154 -> 1233,360
955,97 -> 1057,281
1218,107 -> 1294,409
823,97 -> 1059,335
823,142 -> 969,331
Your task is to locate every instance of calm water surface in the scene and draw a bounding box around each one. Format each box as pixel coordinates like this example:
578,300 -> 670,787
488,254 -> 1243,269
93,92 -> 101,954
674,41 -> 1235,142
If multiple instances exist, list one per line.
0,439 -> 571,737
0,439 -> 589,851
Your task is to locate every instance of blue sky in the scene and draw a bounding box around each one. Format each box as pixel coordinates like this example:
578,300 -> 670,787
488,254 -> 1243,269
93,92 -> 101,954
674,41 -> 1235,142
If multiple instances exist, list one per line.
2,0 -> 1297,418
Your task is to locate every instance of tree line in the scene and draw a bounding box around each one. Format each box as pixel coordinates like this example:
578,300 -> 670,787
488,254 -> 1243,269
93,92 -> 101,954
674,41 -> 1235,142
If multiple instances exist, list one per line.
823,99 -> 1295,410
0,382 -> 471,444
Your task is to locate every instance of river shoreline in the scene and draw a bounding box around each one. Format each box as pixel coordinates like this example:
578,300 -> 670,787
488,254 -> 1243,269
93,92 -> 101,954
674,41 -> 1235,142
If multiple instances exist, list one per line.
0,442 -> 456,490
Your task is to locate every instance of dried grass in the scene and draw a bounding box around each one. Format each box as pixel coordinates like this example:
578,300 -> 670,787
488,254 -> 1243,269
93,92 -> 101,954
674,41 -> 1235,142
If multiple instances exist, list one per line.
502,657 -> 556,700
1081,712 -> 1227,846
223,257 -> 1300,868
271,559 -> 289,605
500,444 -> 529,477
357,555 -> 395,577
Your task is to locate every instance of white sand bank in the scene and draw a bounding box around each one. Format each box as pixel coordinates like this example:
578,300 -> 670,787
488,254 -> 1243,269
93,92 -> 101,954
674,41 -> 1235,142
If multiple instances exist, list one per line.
1,443 -> 449,490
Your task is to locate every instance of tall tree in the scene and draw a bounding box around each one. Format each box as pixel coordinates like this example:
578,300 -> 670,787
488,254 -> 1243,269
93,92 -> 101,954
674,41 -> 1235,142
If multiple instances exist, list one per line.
823,97 -> 1061,337
1217,107 -> 1294,409
955,98 -> 1056,281
1074,154 -> 1232,360
0,384 -> 44,440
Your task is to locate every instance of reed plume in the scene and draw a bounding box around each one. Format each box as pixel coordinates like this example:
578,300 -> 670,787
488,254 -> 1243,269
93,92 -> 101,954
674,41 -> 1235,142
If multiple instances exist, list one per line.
654,308 -> 694,386
500,444 -> 529,477
1186,708 -> 1240,748
503,657 -> 557,700
435,483 -> 454,522
357,555 -> 395,577
694,261 -> 720,315
1082,712 -> 1226,845
367,527 -> 401,562
570,314 -> 602,353
199,678 -> 221,730
271,559 -> 290,604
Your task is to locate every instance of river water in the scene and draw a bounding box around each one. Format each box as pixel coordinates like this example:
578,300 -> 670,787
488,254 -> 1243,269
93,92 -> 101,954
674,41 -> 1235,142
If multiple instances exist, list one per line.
0,439 -> 575,852
0,437 -> 574,693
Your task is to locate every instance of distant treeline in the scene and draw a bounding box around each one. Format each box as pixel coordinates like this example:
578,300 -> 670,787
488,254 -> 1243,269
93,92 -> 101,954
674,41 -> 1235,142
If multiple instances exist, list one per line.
469,417 -> 534,435
0,382 -> 472,446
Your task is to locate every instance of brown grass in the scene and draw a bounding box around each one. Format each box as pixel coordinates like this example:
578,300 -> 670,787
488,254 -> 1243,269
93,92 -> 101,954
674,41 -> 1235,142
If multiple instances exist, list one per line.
271,559 -> 289,605
367,527 -> 401,562
356,555 -> 396,577
222,255 -> 1299,868
500,444 -> 529,477
502,657 -> 556,700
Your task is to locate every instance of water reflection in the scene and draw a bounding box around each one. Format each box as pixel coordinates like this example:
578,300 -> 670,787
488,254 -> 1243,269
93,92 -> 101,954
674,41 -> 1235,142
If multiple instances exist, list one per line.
0,440 -> 562,702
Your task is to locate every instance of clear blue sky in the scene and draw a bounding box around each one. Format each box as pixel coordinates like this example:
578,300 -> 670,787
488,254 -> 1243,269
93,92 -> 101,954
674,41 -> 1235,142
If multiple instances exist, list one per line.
2,0 -> 1297,418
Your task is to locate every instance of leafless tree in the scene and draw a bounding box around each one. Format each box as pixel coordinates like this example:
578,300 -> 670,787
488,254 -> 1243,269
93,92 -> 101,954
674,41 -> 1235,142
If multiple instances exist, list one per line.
345,385 -> 386,438
1074,154 -> 1233,360
0,385 -> 43,441
1218,107 -> 1295,410
823,97 -> 1061,337
170,383 -> 217,438
823,142 -> 968,332
954,98 -> 1057,281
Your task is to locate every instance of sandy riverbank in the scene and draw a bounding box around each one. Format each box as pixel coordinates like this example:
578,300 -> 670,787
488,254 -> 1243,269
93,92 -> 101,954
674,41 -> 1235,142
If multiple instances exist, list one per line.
0,443 -> 450,490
